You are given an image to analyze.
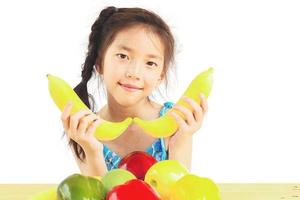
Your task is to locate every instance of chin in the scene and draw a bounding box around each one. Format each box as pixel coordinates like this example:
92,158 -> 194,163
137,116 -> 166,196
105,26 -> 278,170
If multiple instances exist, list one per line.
114,95 -> 146,108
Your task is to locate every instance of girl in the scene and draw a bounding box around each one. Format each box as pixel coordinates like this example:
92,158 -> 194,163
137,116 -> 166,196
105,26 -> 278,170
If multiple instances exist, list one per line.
61,6 -> 208,177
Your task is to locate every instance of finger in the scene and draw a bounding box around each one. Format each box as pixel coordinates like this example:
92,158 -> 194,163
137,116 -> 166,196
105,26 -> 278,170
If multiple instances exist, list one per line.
77,114 -> 99,135
200,93 -> 208,114
86,118 -> 102,137
69,109 -> 93,135
172,101 -> 195,125
170,111 -> 188,130
183,96 -> 203,123
61,101 -> 73,130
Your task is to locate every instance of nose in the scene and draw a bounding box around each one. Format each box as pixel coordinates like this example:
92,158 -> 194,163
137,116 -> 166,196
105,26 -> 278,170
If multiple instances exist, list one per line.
125,61 -> 141,80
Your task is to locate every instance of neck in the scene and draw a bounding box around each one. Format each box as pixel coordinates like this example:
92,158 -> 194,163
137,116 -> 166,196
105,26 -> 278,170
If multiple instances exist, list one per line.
100,94 -> 159,122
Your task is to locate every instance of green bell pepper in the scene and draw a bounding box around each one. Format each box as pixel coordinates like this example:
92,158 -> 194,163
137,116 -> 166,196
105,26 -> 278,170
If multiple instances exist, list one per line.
57,173 -> 105,200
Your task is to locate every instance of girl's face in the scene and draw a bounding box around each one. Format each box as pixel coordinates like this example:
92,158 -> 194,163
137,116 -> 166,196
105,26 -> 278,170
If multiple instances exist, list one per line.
100,25 -> 165,106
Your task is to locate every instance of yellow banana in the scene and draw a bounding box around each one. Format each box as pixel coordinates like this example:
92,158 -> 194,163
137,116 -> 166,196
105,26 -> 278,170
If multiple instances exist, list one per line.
47,74 -> 132,141
133,67 -> 214,138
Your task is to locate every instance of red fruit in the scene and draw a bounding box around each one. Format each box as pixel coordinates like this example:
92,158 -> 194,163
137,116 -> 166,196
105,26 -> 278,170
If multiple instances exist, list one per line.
118,151 -> 157,180
106,179 -> 160,200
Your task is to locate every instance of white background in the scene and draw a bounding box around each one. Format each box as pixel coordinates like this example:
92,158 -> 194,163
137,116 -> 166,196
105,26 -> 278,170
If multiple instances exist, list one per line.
0,0 -> 299,183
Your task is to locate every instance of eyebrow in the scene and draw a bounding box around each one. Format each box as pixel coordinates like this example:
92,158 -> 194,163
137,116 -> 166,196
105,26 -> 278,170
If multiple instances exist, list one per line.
117,45 -> 163,61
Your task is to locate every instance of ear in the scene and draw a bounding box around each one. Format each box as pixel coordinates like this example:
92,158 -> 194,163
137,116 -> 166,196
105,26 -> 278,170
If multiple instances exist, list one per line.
156,73 -> 165,87
159,71 -> 166,82
95,59 -> 103,75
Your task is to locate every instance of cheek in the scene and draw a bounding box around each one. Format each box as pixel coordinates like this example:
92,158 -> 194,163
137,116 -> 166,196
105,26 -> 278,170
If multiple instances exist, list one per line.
102,70 -> 121,92
103,60 -> 125,82
143,73 -> 161,90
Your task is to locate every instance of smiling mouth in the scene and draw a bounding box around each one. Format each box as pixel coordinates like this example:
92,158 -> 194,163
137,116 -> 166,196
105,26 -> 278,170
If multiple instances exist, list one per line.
118,82 -> 143,92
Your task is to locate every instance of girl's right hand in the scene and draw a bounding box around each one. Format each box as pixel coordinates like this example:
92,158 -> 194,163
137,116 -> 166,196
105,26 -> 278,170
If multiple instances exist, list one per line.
61,101 -> 103,153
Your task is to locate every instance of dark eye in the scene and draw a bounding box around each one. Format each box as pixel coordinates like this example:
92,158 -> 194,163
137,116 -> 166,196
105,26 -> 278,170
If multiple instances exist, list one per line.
116,53 -> 129,60
147,61 -> 158,67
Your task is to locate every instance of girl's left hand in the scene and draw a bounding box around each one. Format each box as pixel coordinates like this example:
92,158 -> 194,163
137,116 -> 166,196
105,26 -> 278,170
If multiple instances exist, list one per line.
168,93 -> 208,147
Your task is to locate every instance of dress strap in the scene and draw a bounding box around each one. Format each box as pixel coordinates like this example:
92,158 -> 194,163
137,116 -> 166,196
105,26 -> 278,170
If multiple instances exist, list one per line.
159,101 -> 174,116
158,101 -> 174,160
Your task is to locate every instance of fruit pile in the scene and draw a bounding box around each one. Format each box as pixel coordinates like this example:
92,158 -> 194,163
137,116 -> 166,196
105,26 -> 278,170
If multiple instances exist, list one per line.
41,67 -> 217,199
30,151 -> 220,200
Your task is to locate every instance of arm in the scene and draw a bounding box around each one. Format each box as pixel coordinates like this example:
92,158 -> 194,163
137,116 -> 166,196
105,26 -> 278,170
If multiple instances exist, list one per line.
168,135 -> 193,171
62,102 -> 108,177
71,145 -> 108,177
168,93 -> 208,171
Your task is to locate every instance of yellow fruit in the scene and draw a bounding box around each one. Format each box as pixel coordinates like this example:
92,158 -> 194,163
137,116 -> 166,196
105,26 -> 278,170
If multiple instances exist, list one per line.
169,174 -> 221,200
144,160 -> 189,200
92,175 -> 102,181
47,74 -> 132,141
47,67 -> 213,140
29,186 -> 57,200
133,67 -> 214,138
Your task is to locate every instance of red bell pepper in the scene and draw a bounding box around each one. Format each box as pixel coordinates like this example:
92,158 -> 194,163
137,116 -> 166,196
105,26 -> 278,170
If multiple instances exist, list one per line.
106,179 -> 160,200
118,151 -> 157,180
